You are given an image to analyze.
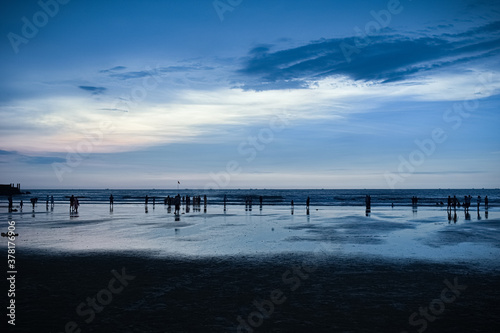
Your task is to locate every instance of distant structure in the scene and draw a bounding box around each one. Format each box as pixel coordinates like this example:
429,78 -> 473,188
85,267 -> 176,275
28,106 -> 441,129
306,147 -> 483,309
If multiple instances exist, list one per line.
0,183 -> 22,195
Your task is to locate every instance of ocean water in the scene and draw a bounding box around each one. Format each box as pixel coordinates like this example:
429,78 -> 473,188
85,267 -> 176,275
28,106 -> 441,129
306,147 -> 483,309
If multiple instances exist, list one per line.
2,188 -> 499,207
2,189 -> 499,265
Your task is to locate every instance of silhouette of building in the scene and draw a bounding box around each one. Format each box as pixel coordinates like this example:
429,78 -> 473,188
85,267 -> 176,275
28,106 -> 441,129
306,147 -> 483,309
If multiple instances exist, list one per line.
0,183 -> 22,195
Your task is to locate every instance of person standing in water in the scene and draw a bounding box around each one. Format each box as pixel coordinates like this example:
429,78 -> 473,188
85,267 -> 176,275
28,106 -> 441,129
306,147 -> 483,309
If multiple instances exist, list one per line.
477,195 -> 481,210
485,196 -> 489,209
74,197 -> 79,213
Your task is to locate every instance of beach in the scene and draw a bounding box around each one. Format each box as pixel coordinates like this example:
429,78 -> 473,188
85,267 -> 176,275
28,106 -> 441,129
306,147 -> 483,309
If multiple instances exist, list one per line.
2,190 -> 500,332
4,251 -> 500,332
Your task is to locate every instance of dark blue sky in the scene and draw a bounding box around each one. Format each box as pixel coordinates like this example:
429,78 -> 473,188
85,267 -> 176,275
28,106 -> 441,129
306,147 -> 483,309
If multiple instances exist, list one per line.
1,0 -> 499,188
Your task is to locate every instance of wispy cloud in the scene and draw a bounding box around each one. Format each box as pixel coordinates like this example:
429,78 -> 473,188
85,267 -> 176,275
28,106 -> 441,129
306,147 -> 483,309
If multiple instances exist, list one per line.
106,64 -> 215,80
78,85 -> 107,95
99,66 -> 127,73
0,150 -> 65,164
99,108 -> 128,112
412,171 -> 485,175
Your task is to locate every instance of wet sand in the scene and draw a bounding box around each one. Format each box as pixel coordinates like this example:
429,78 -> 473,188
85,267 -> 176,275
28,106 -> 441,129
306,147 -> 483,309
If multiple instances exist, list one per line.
5,204 -> 500,261
4,250 -> 500,332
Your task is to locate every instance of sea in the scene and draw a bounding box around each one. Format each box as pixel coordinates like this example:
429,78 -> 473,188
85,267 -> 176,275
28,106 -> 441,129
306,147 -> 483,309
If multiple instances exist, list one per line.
3,188 -> 499,207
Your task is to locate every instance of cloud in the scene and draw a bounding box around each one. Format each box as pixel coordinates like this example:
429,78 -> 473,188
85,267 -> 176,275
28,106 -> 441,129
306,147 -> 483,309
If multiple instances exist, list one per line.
106,64 -> 214,80
0,150 -> 65,164
412,171 -> 485,175
238,21 -> 500,90
99,66 -> 127,73
3,66 -> 499,155
78,85 -> 107,95
108,70 -> 154,80
99,108 -> 128,113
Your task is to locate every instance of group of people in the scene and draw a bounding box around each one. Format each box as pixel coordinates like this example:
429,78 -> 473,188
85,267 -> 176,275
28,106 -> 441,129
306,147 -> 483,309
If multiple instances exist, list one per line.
447,195 -> 488,211
69,195 -> 79,214
142,194 -> 208,214
244,196 -> 266,209
45,195 -> 54,209
290,197 -> 311,215
22,194 -> 81,214
8,195 -> 53,212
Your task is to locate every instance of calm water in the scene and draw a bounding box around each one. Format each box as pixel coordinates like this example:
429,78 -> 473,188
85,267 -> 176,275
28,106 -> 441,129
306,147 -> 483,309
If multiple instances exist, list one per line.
2,188 -> 499,207
2,188 -> 499,263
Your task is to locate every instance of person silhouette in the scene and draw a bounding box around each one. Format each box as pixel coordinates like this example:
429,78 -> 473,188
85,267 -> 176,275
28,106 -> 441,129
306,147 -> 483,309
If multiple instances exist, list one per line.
175,194 -> 181,215
8,195 -> 13,212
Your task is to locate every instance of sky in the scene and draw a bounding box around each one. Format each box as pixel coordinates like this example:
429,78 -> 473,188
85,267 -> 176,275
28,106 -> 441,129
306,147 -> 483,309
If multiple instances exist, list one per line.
1,0 -> 499,189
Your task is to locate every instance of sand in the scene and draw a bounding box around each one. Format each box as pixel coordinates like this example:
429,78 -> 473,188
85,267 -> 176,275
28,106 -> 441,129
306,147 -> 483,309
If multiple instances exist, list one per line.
3,250 -> 500,332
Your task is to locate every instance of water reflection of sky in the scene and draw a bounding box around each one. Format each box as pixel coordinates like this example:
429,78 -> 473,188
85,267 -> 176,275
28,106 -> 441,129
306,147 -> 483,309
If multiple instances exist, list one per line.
2,204 -> 499,266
